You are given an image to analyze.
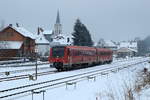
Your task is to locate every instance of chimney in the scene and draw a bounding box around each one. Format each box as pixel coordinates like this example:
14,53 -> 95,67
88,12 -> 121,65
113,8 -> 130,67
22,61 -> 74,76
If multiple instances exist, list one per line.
16,23 -> 19,27
39,28 -> 44,32
9,24 -> 12,27
37,27 -> 40,35
67,38 -> 70,43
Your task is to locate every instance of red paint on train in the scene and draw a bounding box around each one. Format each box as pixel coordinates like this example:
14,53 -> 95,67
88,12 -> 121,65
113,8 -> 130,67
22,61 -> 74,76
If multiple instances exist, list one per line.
48,46 -> 113,71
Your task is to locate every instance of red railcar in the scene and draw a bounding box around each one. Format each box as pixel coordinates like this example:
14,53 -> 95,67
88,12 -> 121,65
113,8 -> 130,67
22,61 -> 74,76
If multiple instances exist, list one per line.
48,45 -> 113,71
96,48 -> 113,64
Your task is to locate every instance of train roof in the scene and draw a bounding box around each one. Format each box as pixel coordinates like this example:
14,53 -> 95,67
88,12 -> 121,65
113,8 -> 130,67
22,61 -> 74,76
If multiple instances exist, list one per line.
66,45 -> 94,49
96,47 -> 112,52
52,45 -> 95,50
51,45 -> 112,52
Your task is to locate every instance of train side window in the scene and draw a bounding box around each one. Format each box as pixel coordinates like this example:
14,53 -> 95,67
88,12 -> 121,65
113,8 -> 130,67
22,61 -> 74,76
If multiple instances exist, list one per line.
75,50 -> 77,56
82,50 -> 85,56
72,50 -> 75,56
71,50 -> 74,56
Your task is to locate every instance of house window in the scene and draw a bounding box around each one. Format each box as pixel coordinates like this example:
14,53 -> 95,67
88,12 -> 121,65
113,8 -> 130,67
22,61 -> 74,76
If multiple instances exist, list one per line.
67,38 -> 70,43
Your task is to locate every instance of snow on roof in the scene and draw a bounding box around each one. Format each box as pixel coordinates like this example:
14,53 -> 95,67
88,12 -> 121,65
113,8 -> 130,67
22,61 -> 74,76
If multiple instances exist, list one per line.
119,41 -> 137,48
11,26 -> 36,39
35,33 -> 49,44
0,41 -> 23,49
52,33 -> 73,45
128,48 -> 138,52
117,47 -> 137,53
104,40 -> 116,47
43,30 -> 53,35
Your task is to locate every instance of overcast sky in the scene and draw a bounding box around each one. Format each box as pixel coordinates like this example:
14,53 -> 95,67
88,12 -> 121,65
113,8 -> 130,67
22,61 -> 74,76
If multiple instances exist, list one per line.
0,0 -> 150,42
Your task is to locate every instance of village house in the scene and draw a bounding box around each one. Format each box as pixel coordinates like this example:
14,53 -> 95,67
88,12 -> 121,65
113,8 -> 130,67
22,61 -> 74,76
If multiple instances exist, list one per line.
0,24 -> 36,60
117,41 -> 138,58
96,39 -> 118,56
117,47 -> 137,58
35,27 -> 50,57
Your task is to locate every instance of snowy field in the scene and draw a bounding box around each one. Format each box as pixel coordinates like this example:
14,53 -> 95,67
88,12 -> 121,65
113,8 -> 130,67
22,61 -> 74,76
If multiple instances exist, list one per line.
0,57 -> 150,100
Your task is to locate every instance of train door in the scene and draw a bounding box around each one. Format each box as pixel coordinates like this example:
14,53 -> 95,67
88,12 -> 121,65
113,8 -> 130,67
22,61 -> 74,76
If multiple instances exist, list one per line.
67,48 -> 72,67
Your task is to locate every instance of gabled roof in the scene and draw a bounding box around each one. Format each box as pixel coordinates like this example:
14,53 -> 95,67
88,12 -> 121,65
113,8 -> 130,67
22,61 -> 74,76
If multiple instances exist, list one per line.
104,40 -> 117,47
52,33 -> 73,45
36,32 -> 49,44
11,26 -> 36,39
1,25 -> 36,40
117,47 -> 137,53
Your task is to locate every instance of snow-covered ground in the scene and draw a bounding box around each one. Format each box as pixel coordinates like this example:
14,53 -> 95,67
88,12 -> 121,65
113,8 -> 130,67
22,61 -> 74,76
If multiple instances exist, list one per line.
0,64 -> 51,78
0,61 -> 48,68
0,57 -> 131,77
138,88 -> 150,100
0,57 -> 150,100
0,60 -> 50,77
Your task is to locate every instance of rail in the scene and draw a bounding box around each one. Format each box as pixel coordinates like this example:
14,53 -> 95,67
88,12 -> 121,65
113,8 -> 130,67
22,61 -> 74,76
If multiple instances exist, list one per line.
0,70 -> 57,82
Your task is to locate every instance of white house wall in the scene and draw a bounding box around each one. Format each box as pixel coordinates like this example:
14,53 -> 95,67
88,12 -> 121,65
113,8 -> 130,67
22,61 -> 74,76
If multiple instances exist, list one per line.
36,45 -> 50,56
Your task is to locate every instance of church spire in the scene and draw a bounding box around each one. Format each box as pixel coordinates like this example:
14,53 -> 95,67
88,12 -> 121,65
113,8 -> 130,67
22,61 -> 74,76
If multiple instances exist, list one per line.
53,10 -> 62,36
56,10 -> 60,24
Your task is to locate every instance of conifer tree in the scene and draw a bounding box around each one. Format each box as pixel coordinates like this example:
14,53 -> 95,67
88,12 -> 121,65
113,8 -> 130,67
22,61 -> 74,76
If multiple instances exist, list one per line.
72,19 -> 93,46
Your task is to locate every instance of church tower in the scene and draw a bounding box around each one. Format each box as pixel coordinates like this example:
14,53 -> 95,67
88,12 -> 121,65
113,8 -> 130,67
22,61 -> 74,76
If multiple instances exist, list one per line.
53,10 -> 62,36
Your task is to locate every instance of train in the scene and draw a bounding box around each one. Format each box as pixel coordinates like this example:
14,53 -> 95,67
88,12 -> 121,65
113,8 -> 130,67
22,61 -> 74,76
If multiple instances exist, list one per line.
48,45 -> 113,71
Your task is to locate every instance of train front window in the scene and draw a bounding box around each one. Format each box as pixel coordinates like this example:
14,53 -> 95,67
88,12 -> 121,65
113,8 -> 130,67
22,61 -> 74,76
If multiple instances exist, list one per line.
52,47 -> 65,57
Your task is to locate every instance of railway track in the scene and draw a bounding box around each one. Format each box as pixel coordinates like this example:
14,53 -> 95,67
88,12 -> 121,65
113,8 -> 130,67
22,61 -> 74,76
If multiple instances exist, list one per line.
0,57 -> 139,76
0,62 -> 49,68
0,57 -> 142,82
0,66 -> 51,76
0,57 -> 149,100
0,70 -> 57,82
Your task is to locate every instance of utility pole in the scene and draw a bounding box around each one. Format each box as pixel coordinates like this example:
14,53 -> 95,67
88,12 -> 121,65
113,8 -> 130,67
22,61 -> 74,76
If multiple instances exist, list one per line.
35,55 -> 37,80
35,48 -> 38,80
